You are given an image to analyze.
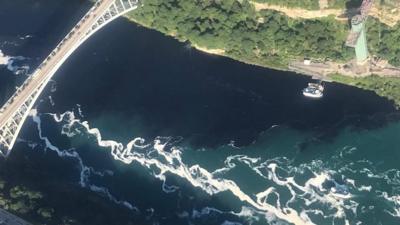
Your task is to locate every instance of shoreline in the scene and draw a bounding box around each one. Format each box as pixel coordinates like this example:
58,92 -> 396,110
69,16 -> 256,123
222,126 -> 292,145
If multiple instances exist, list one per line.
124,16 -> 400,107
125,17 -> 294,72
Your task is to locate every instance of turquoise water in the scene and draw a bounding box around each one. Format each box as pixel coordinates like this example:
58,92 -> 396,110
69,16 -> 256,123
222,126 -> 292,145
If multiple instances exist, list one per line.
1,1 -> 400,224
20,108 -> 400,225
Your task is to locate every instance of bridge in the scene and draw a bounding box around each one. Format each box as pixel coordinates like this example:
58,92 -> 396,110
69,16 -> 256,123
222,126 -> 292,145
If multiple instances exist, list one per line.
0,0 -> 140,156
0,208 -> 31,225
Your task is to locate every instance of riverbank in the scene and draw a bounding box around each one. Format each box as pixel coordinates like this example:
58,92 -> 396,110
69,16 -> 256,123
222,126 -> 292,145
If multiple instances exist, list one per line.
124,1 -> 400,107
124,16 -> 303,75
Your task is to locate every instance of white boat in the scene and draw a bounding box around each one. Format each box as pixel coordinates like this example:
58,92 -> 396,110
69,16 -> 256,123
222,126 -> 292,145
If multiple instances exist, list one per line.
303,83 -> 324,98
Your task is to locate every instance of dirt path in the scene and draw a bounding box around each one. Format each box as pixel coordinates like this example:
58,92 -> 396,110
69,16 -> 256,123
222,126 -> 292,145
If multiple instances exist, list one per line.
251,1 -> 343,19
250,1 -> 399,27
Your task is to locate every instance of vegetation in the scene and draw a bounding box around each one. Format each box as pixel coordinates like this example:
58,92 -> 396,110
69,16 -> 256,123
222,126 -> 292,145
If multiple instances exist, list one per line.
330,74 -> 400,106
0,180 -> 55,224
126,0 -> 400,105
127,0 -> 400,67
0,154 -> 142,225
128,0 -> 352,69
366,19 -> 400,66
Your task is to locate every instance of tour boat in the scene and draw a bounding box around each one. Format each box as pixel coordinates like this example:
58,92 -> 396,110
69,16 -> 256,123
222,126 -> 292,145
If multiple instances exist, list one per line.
303,83 -> 324,98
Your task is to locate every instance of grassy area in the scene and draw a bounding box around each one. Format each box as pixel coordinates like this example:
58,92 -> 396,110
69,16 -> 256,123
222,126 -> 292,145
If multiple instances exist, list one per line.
330,74 -> 400,106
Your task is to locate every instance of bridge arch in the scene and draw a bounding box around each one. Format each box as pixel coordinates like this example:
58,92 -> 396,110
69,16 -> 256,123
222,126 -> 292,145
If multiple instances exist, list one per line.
0,0 -> 140,156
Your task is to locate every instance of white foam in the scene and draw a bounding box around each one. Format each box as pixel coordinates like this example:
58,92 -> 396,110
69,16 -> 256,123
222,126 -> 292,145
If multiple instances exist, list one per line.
192,207 -> 224,219
46,110 -> 314,225
48,96 -> 55,106
0,50 -> 10,65
29,109 -> 137,211
0,49 -> 30,75
32,107 -> 400,224
233,206 -> 261,222
228,140 -> 241,149
221,221 -> 242,225
379,191 -> 400,217
358,185 -> 372,192
19,34 -> 33,40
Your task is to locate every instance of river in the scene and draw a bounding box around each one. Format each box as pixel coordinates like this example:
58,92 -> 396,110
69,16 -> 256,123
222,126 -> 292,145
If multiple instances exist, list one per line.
0,1 -> 400,224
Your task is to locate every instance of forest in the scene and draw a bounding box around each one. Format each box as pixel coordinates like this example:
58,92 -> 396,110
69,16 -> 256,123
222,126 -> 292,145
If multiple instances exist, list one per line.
128,0 -> 400,67
128,0 -> 352,69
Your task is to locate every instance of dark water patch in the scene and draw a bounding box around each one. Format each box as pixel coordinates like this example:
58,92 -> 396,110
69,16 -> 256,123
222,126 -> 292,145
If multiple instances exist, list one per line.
0,0 -> 91,57
0,69 -> 16,105
41,18 -> 398,149
0,152 -> 142,225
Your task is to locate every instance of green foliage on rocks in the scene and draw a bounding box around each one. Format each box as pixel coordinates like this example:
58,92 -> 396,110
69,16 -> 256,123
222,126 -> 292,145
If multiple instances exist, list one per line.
0,181 -> 56,223
37,207 -> 54,219
10,186 -> 43,200
0,180 -> 5,190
